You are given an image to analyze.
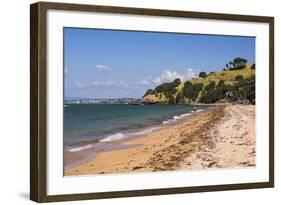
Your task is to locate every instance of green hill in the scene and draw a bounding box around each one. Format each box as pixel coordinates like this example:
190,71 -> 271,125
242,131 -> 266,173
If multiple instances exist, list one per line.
142,63 -> 255,105
191,64 -> 254,86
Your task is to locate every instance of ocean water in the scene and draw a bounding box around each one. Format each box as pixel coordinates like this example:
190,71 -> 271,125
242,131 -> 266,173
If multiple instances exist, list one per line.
63,104 -> 210,147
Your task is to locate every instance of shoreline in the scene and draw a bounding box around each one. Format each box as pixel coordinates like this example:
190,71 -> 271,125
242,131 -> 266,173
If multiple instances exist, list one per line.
65,104 -> 255,176
64,105 -> 211,169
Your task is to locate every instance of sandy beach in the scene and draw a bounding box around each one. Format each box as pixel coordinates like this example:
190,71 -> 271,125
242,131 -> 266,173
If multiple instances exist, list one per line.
65,104 -> 255,176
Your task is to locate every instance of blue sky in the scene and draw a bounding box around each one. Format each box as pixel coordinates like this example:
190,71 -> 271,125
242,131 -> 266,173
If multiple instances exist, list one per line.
64,28 -> 255,99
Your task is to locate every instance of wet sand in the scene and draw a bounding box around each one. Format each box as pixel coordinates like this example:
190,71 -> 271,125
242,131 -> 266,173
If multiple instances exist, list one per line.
65,105 -> 255,176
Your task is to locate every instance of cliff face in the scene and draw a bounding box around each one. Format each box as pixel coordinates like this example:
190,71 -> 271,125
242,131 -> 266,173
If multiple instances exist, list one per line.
142,64 -> 255,104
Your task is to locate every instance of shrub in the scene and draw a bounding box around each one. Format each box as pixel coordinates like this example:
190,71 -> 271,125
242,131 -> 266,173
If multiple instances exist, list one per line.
251,63 -> 255,70
176,92 -> 184,104
199,71 -> 207,78
235,75 -> 244,81
143,89 -> 154,97
172,78 -> 181,87
183,81 -> 203,101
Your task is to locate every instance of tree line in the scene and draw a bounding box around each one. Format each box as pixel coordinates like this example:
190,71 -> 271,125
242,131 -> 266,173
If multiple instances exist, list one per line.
143,58 -> 255,104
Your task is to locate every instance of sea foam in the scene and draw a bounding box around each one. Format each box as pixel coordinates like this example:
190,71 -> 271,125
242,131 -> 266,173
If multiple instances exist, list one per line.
68,144 -> 93,152
99,127 -> 161,143
163,112 -> 192,125
99,133 -> 126,142
134,127 -> 160,135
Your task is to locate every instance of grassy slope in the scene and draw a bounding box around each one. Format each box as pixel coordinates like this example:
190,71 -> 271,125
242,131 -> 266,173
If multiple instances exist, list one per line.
191,64 -> 254,86
142,64 -> 255,103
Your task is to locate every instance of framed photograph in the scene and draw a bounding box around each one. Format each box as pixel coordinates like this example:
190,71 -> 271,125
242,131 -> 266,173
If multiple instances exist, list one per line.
30,1 -> 274,202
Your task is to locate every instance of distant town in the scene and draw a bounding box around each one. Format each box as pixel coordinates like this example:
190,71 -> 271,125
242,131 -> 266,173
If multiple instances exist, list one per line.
64,98 -> 142,105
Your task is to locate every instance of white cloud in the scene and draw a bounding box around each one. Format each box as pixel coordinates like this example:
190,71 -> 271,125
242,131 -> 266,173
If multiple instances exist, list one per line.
89,81 -> 114,86
119,80 -> 129,87
161,70 -> 184,81
104,81 -> 115,86
74,68 -> 199,91
184,68 -> 197,80
144,68 -> 199,86
152,77 -> 162,84
74,81 -> 85,88
140,80 -> 151,85
149,70 -> 184,85
77,80 -> 129,88
96,65 -> 110,72
64,68 -> 69,76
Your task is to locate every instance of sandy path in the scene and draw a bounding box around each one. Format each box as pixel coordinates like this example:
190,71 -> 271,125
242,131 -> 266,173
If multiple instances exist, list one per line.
180,105 -> 256,169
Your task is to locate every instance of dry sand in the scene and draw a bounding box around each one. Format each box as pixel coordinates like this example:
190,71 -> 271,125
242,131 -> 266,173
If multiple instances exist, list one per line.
65,105 -> 255,176
180,105 -> 256,169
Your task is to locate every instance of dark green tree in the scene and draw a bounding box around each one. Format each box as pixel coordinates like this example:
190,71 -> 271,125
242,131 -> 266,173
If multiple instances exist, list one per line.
183,81 -> 192,98
176,91 -> 184,104
143,89 -> 154,97
199,71 -> 207,78
168,94 -> 176,104
231,57 -> 247,70
251,63 -> 255,70
183,81 -> 203,102
172,78 -> 181,87
235,75 -> 244,81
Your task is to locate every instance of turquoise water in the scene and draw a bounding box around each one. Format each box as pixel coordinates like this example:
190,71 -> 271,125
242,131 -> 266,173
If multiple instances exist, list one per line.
64,104 -> 210,146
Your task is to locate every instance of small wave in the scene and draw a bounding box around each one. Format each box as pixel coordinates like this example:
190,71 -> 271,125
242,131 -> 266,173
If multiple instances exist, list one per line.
163,112 -> 192,124
68,144 -> 93,152
163,119 -> 173,125
134,127 -> 160,135
99,127 -> 160,143
99,133 -> 126,142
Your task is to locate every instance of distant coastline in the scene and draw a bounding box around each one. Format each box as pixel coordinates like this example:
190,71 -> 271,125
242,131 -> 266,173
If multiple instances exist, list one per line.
64,98 -> 142,105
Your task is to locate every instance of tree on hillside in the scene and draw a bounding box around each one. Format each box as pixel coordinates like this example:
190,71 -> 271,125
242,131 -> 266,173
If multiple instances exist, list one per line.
251,63 -> 255,70
153,79 -> 183,103
231,57 -> 247,70
167,94 -> 176,104
199,80 -> 228,103
199,71 -> 207,78
229,61 -> 233,69
216,80 -> 228,99
191,83 -> 203,101
143,89 -> 154,97
172,78 -> 181,87
225,58 -> 248,70
183,81 -> 193,98
183,81 -> 203,101
176,91 -> 184,104
205,81 -> 215,91
235,75 -> 255,104
155,83 -> 176,97
235,75 -> 244,81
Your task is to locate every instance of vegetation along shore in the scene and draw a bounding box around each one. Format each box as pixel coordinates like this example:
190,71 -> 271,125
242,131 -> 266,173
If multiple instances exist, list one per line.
142,58 -> 255,105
